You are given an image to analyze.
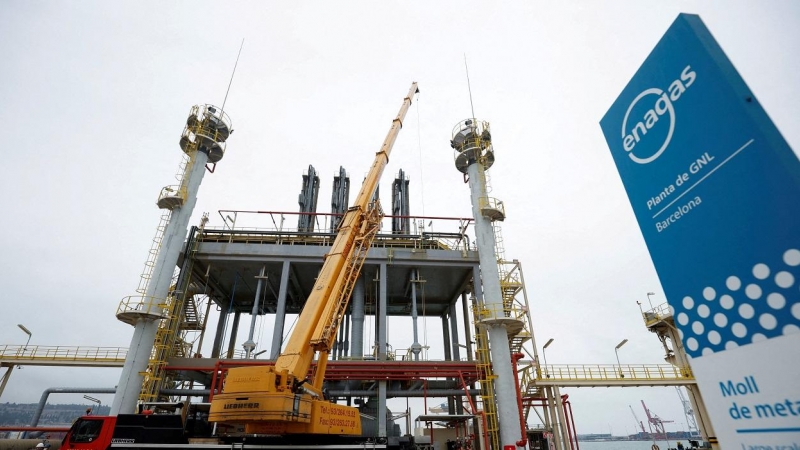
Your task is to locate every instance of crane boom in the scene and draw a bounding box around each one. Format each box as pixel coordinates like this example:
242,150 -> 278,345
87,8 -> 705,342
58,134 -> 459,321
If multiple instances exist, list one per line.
630,405 -> 646,434
277,82 -> 419,383
209,83 -> 419,437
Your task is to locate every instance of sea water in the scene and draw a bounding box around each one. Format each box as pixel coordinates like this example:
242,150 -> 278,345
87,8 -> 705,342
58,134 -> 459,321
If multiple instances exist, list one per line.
578,441 -> 685,450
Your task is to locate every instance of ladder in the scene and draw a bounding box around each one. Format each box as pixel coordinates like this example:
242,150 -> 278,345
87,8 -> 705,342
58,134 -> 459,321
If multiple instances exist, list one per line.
473,305 -> 500,450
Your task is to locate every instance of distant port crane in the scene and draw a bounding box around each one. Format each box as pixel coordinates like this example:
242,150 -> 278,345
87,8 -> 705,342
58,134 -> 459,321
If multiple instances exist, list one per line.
642,400 -> 674,439
676,386 -> 700,436
629,405 -> 647,436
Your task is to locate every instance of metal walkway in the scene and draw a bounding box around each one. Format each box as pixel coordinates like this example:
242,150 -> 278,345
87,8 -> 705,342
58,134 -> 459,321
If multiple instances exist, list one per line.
0,345 -> 127,367
522,363 -> 695,388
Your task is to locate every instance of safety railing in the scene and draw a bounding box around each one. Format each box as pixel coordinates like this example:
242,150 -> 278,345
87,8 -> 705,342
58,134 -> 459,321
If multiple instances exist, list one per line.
116,295 -> 168,324
198,210 -> 475,252
156,184 -> 187,207
0,345 -> 127,362
473,302 -> 528,322
643,302 -> 673,327
479,196 -> 505,221
530,363 -> 693,381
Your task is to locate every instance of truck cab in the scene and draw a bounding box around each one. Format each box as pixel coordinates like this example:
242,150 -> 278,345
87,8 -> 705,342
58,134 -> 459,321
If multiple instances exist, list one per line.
59,404 -> 204,450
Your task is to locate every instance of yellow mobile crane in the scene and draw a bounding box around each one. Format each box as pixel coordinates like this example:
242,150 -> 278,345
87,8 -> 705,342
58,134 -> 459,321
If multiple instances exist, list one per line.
209,83 -> 419,436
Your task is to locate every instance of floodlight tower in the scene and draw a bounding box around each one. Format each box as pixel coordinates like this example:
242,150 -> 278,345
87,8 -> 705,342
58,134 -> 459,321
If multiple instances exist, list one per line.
450,118 -> 524,449
110,105 -> 231,415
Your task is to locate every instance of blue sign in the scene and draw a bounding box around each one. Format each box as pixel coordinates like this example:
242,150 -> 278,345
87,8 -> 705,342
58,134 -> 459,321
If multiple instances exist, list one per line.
601,14 -> 800,447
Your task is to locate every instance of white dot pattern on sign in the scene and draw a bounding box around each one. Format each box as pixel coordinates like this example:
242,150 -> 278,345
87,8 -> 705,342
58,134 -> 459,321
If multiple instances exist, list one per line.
767,293 -> 786,310
785,249 -> 800,266
759,313 -> 777,330
775,271 -> 794,289
732,322 -> 747,338
739,304 -> 755,320
753,263 -> 770,280
672,248 -> 800,357
745,284 -> 762,299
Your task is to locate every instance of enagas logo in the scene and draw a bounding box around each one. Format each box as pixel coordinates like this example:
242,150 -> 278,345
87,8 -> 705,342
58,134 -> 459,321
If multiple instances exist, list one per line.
621,65 -> 696,164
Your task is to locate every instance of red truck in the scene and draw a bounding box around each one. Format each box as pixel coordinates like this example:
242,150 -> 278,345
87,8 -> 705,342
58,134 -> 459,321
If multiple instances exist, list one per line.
58,409 -> 416,450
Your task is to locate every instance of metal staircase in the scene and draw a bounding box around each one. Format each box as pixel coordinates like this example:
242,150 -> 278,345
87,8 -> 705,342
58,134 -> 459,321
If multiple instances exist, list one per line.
138,217 -> 208,404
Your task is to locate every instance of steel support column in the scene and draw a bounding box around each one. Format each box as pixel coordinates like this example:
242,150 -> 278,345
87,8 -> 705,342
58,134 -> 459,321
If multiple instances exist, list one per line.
270,261 -> 291,360
226,311 -> 241,359
350,275 -> 365,358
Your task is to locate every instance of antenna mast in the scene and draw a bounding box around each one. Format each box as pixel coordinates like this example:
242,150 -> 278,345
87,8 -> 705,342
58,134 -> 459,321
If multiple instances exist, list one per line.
464,54 -> 476,119
221,38 -> 245,114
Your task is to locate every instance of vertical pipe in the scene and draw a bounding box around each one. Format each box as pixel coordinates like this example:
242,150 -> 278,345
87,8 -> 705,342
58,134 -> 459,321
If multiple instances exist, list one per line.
566,400 -> 579,450
553,386 -> 568,450
195,297 -> 214,358
472,265 -> 484,306
378,381 -> 387,438
442,313 -> 455,415
351,275 -> 365,358
441,314 -> 452,361
334,318 -> 344,360
562,396 -> 574,450
211,307 -> 227,359
342,312 -> 350,358
226,312 -> 241,359
270,261 -> 290,359
546,386 -> 564,450
449,301 -> 464,414
410,269 -> 422,361
378,264 -> 387,361
243,265 -> 266,358
540,392 -> 553,449
461,292 -> 474,362
449,301 -> 461,361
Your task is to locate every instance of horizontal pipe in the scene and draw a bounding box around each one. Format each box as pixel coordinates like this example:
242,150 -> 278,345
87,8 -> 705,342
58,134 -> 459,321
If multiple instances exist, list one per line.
160,388 -> 480,398
31,388 -> 116,426
216,209 -> 474,222
26,387 -> 116,438
330,389 -> 481,397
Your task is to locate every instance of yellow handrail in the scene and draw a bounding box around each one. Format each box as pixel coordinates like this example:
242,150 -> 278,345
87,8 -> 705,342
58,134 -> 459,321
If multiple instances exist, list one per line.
528,363 -> 693,381
0,345 -> 127,361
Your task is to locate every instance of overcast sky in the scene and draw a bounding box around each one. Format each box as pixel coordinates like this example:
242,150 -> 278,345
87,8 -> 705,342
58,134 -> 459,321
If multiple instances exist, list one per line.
1,1 -> 798,437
